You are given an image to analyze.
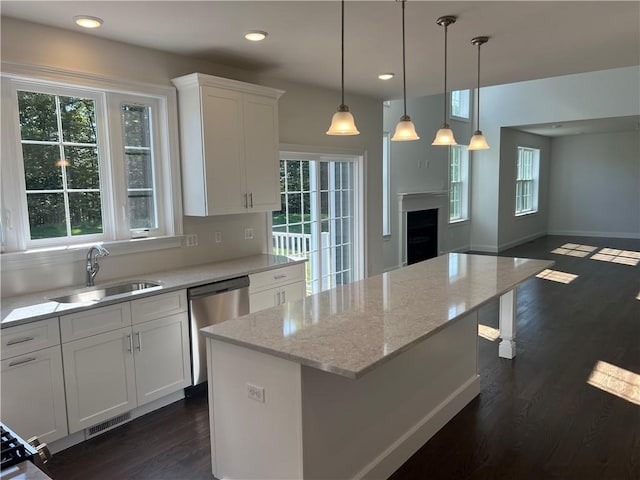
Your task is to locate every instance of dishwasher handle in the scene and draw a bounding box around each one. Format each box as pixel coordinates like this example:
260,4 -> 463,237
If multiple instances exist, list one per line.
187,276 -> 250,300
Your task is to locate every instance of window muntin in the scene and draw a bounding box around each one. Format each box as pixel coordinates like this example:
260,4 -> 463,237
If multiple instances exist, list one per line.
450,89 -> 471,120
515,146 -> 539,215
449,145 -> 469,222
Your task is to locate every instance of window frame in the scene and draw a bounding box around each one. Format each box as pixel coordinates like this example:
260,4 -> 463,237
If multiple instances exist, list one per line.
514,146 -> 540,216
450,89 -> 471,121
382,131 -> 391,237
1,64 -> 183,266
449,144 -> 469,223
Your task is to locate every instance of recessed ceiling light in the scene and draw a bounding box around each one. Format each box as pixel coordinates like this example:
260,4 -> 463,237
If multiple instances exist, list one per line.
378,73 -> 395,80
551,124 -> 563,128
73,15 -> 103,29
244,31 -> 268,42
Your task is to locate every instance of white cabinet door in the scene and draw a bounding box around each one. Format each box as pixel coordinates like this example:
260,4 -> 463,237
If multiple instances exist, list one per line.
133,313 -> 190,406
201,86 -> 245,215
249,288 -> 280,313
62,327 -> 136,433
1,346 -> 68,443
243,93 -> 280,211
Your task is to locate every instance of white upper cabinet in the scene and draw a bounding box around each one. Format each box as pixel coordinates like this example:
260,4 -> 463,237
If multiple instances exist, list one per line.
172,73 -> 284,216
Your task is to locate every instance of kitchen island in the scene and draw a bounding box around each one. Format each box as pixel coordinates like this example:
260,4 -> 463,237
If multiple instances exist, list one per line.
201,253 -> 553,480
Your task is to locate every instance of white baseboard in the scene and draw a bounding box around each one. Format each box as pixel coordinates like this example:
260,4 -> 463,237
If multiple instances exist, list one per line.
547,229 -> 640,240
498,231 -> 546,252
353,375 -> 481,480
469,244 -> 499,253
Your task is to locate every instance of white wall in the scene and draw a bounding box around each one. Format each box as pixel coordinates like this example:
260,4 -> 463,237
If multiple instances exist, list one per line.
497,129 -> 551,250
382,94 -> 473,271
0,17 -> 383,296
473,66 -> 640,251
548,130 -> 640,238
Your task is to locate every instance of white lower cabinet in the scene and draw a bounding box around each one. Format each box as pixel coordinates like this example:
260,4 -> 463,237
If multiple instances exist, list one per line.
133,313 -> 190,407
1,345 -> 68,443
61,291 -> 190,434
249,263 -> 306,313
62,327 -> 137,433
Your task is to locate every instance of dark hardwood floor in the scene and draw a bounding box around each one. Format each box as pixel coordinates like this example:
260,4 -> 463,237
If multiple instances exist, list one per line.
47,235 -> 640,480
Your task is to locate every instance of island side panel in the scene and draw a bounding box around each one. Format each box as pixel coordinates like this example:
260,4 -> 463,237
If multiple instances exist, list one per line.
300,312 -> 480,480
207,337 -> 304,479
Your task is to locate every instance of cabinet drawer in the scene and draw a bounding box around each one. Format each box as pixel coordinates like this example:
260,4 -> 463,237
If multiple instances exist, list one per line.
61,303 -> 132,343
131,290 -> 187,325
1,317 -> 60,360
249,263 -> 305,294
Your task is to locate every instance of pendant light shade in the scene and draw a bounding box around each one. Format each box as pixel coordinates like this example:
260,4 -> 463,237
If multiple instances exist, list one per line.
327,105 -> 360,135
432,15 -> 457,146
391,0 -> 419,142
468,36 -> 490,150
327,0 -> 359,136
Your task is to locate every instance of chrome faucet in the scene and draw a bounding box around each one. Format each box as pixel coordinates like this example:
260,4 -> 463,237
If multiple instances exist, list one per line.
86,244 -> 109,286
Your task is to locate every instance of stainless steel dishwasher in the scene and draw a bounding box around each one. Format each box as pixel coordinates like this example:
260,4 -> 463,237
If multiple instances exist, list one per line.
187,276 -> 250,387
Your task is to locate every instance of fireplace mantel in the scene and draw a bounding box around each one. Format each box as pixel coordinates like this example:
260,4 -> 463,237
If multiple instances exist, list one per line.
398,191 -> 448,213
397,191 -> 448,266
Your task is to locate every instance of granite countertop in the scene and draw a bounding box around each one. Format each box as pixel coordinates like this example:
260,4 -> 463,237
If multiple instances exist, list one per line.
1,254 -> 304,327
201,253 -> 554,379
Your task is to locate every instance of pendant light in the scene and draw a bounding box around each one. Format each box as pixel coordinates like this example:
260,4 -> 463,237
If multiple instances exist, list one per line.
327,0 -> 359,135
468,36 -> 490,150
391,0 -> 419,141
432,15 -> 457,146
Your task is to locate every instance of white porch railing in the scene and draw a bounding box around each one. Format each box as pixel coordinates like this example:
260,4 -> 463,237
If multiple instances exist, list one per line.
272,231 -> 312,259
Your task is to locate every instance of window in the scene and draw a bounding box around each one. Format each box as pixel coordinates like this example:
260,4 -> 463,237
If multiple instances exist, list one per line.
382,132 -> 391,236
450,89 -> 471,120
272,152 -> 363,295
1,71 -> 179,254
449,145 -> 469,222
515,146 -> 540,215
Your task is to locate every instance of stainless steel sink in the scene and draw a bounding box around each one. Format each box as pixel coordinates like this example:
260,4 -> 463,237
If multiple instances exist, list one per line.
50,281 -> 162,304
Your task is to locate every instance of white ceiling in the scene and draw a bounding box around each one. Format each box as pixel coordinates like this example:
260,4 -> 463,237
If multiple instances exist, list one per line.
2,1 -> 639,102
515,116 -> 640,138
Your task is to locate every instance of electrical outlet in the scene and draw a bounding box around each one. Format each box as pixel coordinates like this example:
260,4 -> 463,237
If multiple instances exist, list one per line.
247,383 -> 265,403
185,234 -> 198,247
244,228 -> 254,240
214,231 -> 222,243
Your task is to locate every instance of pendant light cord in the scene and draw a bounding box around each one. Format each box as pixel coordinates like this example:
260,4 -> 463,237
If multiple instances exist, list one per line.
340,0 -> 345,107
443,22 -> 448,124
401,0 -> 407,118
476,42 -> 481,131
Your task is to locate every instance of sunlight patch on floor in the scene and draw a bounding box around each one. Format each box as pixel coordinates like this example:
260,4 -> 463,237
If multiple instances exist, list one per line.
587,360 -> 640,406
591,248 -> 640,266
550,243 -> 597,258
478,324 -> 500,341
536,269 -> 578,284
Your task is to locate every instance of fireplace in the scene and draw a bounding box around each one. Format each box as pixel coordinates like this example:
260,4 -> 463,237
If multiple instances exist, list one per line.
407,209 -> 438,265
398,191 -> 447,266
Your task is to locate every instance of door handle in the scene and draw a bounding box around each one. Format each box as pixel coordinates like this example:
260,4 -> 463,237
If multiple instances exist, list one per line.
136,332 -> 142,351
276,291 -> 281,306
126,333 -> 133,353
281,289 -> 286,303
249,192 -> 253,208
244,193 -> 248,209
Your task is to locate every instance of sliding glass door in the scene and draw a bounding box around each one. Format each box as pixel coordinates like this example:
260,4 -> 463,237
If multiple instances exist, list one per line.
272,152 -> 362,295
